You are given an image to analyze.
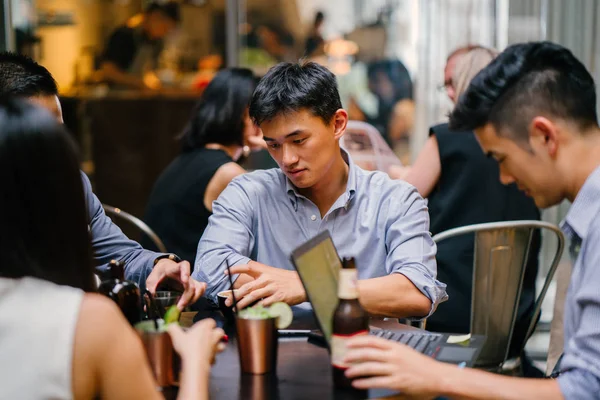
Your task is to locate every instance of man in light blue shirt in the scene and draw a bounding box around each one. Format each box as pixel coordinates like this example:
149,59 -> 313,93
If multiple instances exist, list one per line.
195,61 -> 447,318
341,42 -> 600,399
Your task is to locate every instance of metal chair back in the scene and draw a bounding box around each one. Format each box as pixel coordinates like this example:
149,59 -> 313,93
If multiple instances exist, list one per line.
432,220 -> 564,369
102,204 -> 168,253
340,120 -> 403,171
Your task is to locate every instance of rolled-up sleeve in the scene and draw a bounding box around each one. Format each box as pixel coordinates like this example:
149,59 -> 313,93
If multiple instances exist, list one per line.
194,177 -> 255,301
385,185 -> 448,316
558,228 -> 600,399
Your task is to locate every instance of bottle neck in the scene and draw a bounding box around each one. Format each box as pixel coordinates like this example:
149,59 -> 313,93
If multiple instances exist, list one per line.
338,268 -> 358,300
108,261 -> 124,281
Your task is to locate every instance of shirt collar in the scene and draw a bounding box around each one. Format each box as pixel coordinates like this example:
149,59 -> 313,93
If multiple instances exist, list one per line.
286,149 -> 358,211
561,165 -> 600,241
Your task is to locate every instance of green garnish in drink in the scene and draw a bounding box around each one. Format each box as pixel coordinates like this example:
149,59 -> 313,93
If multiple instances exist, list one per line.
163,305 -> 181,325
238,302 -> 293,329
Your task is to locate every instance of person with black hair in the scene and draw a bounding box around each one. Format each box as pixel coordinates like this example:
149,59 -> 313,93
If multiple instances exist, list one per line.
0,97 -> 224,399
195,61 -> 447,318
99,1 -> 180,90
143,68 -> 262,265
305,11 -> 325,57
0,51 -> 204,309
341,41 -> 600,399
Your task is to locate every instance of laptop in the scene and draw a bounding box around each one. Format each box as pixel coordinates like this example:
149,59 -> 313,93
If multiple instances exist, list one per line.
290,230 -> 485,367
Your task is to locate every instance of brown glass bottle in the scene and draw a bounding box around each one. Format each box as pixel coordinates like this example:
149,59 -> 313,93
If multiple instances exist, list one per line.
331,257 -> 369,393
98,260 -> 142,326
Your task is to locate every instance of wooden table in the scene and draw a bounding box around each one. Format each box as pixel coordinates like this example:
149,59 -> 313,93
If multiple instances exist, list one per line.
175,311 -> 413,400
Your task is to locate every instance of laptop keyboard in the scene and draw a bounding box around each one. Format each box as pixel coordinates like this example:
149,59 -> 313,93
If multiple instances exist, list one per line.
370,329 -> 442,355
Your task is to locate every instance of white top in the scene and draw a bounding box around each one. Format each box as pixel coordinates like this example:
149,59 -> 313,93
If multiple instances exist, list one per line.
0,277 -> 84,400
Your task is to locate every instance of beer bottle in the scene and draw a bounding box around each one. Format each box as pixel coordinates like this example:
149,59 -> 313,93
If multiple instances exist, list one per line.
331,257 -> 369,391
98,260 -> 142,325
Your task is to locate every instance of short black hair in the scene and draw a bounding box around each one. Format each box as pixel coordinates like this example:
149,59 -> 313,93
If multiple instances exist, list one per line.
449,41 -> 598,141
180,68 -> 257,152
0,52 -> 58,97
249,61 -> 342,126
146,1 -> 180,22
315,11 -> 325,25
0,97 -> 95,292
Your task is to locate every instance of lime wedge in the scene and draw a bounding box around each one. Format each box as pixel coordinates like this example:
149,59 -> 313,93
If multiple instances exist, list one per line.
164,305 -> 181,325
268,302 -> 293,329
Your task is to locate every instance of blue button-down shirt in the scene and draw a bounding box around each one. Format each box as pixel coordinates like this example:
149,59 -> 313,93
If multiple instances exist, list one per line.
193,151 -> 447,316
557,166 -> 600,399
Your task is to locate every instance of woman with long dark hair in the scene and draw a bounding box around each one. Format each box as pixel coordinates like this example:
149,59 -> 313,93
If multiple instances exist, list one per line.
143,68 -> 262,265
0,97 -> 223,399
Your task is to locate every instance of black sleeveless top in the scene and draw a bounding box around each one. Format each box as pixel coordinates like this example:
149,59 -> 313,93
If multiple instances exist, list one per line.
143,149 -> 233,266
425,123 -> 541,357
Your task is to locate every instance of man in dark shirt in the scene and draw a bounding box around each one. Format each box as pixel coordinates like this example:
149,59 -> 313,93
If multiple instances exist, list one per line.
99,2 -> 180,90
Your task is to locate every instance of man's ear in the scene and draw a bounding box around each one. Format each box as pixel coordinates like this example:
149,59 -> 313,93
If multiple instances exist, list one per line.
529,116 -> 558,157
333,109 -> 348,140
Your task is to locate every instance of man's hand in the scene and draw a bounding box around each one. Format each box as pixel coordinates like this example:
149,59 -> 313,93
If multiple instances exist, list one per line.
344,335 -> 445,397
146,259 -> 206,310
224,261 -> 306,309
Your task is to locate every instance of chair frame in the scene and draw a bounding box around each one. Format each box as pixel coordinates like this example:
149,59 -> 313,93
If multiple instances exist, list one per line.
432,220 -> 565,368
102,204 -> 168,253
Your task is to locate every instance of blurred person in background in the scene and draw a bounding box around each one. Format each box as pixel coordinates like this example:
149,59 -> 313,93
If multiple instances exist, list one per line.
305,11 -> 326,58
98,1 -> 180,90
366,58 -> 414,148
392,46 -> 542,371
0,51 -> 204,308
143,68 -> 263,267
0,97 -> 224,400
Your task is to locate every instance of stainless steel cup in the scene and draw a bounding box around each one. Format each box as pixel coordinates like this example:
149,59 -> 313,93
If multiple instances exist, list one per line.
136,322 -> 181,387
236,316 -> 278,374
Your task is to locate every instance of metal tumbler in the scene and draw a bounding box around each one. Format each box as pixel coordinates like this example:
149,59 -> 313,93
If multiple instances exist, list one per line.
236,316 -> 278,374
137,327 -> 181,387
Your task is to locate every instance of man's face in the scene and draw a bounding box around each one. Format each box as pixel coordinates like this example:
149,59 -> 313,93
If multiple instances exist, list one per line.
28,94 -> 63,123
146,12 -> 176,40
475,123 -> 564,209
261,109 -> 347,189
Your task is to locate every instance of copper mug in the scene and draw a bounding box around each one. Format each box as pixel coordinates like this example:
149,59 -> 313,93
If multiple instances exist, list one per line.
236,316 -> 278,374
136,321 -> 181,387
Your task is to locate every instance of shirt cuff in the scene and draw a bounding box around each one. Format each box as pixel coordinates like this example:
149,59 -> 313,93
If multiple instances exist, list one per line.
394,266 -> 448,318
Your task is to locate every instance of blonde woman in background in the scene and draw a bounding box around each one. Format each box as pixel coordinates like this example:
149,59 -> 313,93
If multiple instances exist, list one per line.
396,46 -> 543,373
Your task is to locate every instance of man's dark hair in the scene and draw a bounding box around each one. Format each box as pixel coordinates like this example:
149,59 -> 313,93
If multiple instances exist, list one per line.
249,61 -> 342,126
0,52 -> 58,97
449,41 -> 598,142
0,97 -> 95,292
179,68 -> 257,152
146,1 -> 180,22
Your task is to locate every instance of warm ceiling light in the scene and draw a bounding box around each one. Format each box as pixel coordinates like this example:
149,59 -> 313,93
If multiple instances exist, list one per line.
324,38 -> 359,57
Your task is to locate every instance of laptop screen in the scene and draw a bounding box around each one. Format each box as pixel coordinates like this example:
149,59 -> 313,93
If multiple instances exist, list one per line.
290,231 -> 342,343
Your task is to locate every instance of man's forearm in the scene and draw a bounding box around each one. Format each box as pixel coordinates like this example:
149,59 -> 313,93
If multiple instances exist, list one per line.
437,363 -> 563,400
357,273 -> 431,318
